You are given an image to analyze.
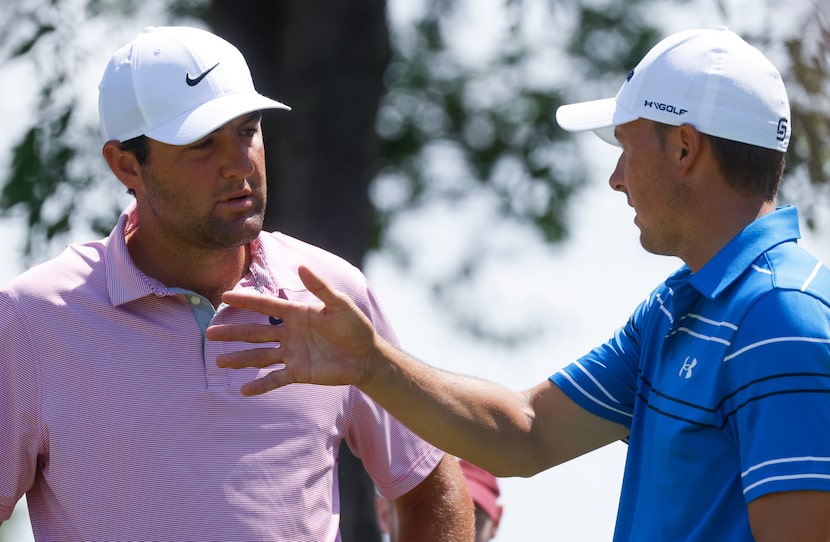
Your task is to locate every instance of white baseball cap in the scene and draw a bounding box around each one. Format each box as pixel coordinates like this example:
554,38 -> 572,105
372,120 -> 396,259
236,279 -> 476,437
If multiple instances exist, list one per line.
98,26 -> 290,145
556,27 -> 790,152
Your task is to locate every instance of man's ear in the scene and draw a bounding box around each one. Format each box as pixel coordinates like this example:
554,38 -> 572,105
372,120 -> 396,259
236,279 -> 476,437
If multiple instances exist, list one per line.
675,123 -> 704,176
102,140 -> 142,192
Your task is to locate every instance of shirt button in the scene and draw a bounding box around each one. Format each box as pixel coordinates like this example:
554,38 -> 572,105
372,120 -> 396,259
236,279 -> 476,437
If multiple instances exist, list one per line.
190,296 -> 201,305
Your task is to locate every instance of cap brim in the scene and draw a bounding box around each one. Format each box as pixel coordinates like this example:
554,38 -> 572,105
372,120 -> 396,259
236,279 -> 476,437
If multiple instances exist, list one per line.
146,91 -> 291,145
556,97 -> 638,146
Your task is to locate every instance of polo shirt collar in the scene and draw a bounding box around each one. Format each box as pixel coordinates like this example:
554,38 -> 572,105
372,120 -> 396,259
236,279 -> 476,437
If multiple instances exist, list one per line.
105,203 -> 306,306
106,202 -> 169,306
690,205 -> 801,299
246,234 -> 305,295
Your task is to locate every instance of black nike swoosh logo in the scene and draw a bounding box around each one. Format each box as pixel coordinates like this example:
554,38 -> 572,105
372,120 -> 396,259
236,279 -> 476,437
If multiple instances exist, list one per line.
185,62 -> 220,86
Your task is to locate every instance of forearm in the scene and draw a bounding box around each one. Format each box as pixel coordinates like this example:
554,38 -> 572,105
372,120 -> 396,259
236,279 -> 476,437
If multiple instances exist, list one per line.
394,454 -> 475,542
396,496 -> 472,542
208,282 -> 625,473
361,337 -> 540,477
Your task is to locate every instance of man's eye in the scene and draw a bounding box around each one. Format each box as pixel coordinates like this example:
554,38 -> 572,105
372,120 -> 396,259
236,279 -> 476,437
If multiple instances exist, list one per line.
191,138 -> 213,150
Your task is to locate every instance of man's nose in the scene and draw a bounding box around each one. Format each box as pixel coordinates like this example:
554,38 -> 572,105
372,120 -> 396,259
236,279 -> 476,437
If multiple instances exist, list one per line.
608,153 -> 626,192
221,138 -> 255,179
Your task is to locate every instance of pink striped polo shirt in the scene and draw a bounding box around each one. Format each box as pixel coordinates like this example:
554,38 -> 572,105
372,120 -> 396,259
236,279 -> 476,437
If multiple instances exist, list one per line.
0,203 -> 443,541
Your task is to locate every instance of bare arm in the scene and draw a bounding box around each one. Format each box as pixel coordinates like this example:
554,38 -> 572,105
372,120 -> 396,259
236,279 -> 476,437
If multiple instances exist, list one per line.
206,265 -> 628,476
359,342 -> 626,476
748,490 -> 830,542
393,454 -> 475,542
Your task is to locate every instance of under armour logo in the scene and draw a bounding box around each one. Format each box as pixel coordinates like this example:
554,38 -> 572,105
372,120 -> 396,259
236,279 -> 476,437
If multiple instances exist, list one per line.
679,357 -> 697,379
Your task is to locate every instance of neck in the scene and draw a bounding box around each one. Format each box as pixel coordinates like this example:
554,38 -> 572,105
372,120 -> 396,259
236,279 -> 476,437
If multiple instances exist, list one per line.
684,198 -> 776,273
125,228 -> 253,307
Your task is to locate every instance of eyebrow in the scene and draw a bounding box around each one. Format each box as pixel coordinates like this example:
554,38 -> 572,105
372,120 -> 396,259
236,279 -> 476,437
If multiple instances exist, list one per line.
242,111 -> 263,124
204,112 -> 264,137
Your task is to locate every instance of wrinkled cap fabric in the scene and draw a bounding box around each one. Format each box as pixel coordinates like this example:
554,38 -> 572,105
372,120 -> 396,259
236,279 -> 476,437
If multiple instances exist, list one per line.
459,459 -> 501,523
98,26 -> 290,145
556,27 -> 790,151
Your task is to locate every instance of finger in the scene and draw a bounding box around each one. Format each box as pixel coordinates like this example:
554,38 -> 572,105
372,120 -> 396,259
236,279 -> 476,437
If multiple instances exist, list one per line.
206,322 -> 281,343
215,346 -> 283,369
219,290 -> 299,317
240,367 -> 295,396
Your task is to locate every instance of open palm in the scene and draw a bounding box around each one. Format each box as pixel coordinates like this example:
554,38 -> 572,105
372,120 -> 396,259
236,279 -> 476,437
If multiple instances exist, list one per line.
206,266 -> 379,395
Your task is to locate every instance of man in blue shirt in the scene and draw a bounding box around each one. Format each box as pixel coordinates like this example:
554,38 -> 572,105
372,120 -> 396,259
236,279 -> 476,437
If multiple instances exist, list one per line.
206,27 -> 830,541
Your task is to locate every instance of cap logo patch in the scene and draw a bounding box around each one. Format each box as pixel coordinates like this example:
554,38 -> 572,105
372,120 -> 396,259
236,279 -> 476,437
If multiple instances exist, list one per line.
186,62 -> 220,87
776,118 -> 788,142
643,99 -> 687,117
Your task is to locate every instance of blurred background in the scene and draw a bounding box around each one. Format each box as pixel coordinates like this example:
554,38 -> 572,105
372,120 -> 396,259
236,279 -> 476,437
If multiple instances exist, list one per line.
1,0 -> 827,540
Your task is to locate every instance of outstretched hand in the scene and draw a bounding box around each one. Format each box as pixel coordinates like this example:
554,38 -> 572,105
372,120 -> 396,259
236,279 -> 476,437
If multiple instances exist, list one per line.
206,265 -> 379,396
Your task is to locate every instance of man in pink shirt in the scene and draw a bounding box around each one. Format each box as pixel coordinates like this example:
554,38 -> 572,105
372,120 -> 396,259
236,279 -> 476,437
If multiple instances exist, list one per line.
0,26 -> 473,541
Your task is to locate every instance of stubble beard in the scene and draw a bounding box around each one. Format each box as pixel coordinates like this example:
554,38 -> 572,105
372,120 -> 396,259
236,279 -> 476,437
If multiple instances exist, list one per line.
140,169 -> 267,252
202,199 -> 265,250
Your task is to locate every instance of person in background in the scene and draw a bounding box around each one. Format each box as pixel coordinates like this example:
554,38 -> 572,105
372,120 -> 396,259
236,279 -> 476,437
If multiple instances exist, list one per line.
206,27 -> 830,541
0,26 -> 473,541
377,459 -> 503,542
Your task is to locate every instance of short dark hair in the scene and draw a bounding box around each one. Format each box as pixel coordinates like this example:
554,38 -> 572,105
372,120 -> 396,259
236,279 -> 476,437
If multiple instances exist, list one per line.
119,135 -> 151,166
707,135 -> 785,201
118,135 -> 150,196
652,122 -> 785,200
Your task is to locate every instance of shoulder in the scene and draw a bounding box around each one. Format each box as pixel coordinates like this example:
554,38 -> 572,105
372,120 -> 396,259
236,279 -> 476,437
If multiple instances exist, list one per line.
737,242 -> 830,329
3,240 -> 107,303
258,231 -> 363,280
712,241 -> 830,325
260,231 -> 356,270
254,231 -> 376,313
765,241 -> 830,303
725,247 -> 830,367
740,287 -> 830,340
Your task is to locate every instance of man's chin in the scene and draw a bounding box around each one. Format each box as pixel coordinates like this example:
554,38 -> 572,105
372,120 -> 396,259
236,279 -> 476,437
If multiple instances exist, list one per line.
205,215 -> 264,249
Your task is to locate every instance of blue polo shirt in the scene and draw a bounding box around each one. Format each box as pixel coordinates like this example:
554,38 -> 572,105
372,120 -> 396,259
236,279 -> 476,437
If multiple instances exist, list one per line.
552,206 -> 830,541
